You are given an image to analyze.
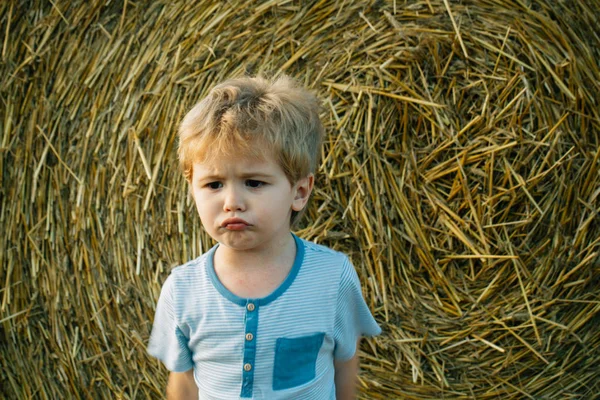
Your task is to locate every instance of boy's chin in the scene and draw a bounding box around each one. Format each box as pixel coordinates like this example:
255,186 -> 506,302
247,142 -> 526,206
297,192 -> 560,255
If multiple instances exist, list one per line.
216,234 -> 258,251
215,231 -> 292,253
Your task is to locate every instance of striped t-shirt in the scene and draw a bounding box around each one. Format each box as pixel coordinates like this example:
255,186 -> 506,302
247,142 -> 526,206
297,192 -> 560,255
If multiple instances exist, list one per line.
147,233 -> 381,399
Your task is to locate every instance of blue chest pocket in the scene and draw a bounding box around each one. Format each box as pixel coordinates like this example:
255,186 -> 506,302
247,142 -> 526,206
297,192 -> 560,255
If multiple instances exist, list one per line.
273,332 -> 325,390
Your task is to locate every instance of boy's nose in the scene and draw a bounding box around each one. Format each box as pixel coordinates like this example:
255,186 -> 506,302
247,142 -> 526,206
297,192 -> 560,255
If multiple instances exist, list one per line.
223,186 -> 246,212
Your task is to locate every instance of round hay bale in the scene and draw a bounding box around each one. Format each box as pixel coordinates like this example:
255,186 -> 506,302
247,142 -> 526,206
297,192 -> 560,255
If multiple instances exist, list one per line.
1,0 -> 599,398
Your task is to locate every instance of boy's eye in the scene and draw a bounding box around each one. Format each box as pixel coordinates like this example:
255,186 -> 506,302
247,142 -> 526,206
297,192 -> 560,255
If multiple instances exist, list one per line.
206,182 -> 223,189
246,180 -> 264,188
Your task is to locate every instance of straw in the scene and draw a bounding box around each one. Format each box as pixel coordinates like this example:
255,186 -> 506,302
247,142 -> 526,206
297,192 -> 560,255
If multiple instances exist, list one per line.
1,0 -> 599,398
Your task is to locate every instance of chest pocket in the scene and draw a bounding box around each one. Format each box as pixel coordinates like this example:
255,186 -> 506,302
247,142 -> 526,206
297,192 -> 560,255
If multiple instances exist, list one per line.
272,332 -> 325,390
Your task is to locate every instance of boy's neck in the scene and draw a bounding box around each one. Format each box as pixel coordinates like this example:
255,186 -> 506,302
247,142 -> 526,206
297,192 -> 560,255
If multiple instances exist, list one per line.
214,231 -> 296,272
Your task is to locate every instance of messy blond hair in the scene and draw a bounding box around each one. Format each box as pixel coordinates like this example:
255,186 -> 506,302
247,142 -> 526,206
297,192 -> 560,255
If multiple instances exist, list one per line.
178,75 -> 324,224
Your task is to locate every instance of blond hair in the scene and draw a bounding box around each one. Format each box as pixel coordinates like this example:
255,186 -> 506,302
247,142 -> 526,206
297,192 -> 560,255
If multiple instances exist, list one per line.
178,75 -> 324,224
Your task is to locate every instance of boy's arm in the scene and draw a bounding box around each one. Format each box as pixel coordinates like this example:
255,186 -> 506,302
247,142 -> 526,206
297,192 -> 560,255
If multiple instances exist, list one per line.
334,339 -> 361,400
167,369 -> 198,400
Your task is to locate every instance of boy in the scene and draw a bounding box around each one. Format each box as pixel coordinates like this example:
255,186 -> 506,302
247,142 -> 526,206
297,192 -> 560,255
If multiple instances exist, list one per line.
148,75 -> 381,399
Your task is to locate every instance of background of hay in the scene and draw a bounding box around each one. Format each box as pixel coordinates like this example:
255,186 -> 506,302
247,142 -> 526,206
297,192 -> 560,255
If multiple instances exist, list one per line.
1,0 -> 599,398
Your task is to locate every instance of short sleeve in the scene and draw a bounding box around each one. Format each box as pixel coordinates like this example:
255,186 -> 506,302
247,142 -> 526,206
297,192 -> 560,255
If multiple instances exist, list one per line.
333,257 -> 381,361
147,274 -> 194,372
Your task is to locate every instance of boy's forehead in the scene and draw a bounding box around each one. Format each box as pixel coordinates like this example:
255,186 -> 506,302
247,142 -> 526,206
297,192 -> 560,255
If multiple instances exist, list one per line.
192,139 -> 273,164
192,152 -> 279,177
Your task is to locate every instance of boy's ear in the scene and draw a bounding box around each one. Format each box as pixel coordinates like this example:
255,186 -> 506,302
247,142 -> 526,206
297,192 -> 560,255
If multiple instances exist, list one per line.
291,173 -> 314,212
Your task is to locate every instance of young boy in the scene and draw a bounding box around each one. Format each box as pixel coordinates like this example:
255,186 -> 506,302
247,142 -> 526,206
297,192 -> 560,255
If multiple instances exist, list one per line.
148,75 -> 381,399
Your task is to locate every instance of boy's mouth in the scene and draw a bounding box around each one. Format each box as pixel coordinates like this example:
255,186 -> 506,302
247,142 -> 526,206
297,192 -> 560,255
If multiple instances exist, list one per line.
221,217 -> 251,231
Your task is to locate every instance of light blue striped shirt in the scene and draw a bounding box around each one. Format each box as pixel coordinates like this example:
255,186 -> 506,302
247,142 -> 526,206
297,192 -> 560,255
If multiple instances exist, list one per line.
148,234 -> 381,399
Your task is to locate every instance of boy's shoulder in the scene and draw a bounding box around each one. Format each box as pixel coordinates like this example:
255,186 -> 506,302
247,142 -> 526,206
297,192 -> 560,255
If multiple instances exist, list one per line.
166,250 -> 212,284
298,237 -> 362,293
300,237 -> 338,252
298,236 -> 351,264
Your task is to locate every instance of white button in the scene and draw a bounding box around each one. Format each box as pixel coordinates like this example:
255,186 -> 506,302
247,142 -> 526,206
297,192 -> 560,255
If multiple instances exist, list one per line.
245,333 -> 254,341
247,303 -> 255,311
243,363 -> 252,371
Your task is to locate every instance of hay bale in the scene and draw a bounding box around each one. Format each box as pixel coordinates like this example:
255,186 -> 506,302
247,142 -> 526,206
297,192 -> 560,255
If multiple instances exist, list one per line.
1,0 -> 599,398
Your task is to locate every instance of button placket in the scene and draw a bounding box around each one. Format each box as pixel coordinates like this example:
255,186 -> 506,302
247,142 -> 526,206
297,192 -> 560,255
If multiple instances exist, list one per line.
240,300 -> 259,398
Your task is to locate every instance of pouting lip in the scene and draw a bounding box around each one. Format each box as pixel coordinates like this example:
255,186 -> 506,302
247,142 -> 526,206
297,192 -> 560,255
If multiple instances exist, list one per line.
221,217 -> 251,228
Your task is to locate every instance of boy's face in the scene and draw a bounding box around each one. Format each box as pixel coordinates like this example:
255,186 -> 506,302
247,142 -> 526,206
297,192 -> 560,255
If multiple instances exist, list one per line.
190,151 -> 313,252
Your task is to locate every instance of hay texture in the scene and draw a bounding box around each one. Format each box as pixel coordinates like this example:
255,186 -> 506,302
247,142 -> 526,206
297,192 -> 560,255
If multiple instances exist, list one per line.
1,0 -> 599,398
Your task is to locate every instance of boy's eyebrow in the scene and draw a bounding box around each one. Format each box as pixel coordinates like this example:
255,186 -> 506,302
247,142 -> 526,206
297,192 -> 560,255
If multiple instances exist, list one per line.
239,172 -> 274,178
196,174 -> 221,181
196,172 -> 275,181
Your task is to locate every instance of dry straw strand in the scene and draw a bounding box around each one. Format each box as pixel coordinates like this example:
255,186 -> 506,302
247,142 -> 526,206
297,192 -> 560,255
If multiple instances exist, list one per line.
1,0 -> 600,398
